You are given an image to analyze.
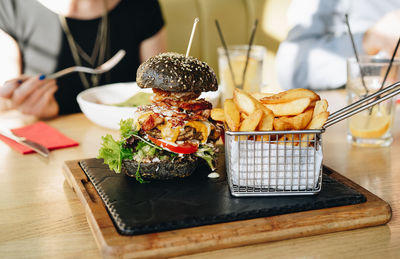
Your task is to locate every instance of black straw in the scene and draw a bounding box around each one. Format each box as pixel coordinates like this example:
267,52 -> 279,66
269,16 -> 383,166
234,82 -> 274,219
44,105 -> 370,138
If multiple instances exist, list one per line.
344,14 -> 369,95
379,36 -> 400,91
215,20 -> 237,87
368,36 -> 400,117
241,19 -> 259,89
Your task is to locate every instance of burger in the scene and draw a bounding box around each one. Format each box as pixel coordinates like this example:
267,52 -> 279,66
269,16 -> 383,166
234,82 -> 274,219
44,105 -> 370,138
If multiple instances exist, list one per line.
98,52 -> 221,182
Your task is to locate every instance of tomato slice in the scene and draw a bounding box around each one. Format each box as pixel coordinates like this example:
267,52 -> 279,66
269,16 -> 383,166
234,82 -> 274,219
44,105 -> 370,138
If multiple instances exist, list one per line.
147,135 -> 198,154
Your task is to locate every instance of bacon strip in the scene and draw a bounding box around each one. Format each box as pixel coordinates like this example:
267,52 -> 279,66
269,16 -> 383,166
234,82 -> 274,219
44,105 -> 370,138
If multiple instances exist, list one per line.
152,88 -> 201,102
179,99 -> 212,111
141,113 -> 164,131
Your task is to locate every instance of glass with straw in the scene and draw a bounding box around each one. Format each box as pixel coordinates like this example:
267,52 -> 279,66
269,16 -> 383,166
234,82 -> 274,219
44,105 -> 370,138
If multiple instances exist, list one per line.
346,56 -> 400,146
215,19 -> 266,103
217,45 -> 266,102
344,14 -> 400,147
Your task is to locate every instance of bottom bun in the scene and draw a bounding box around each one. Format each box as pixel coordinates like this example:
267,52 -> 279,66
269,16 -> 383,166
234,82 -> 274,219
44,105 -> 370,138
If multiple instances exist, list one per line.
122,157 -> 199,180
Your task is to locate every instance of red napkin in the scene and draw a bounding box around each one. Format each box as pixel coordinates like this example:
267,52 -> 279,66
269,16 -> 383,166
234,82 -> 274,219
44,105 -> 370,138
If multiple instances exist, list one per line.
0,121 -> 79,154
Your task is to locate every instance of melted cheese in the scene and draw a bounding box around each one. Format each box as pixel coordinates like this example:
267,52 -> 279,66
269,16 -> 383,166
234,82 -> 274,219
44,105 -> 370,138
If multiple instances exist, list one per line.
135,111 -> 152,129
186,121 -> 212,143
157,122 -> 181,142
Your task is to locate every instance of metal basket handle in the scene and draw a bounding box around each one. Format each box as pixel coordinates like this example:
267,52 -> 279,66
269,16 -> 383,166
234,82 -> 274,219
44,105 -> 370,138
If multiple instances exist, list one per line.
323,80 -> 400,128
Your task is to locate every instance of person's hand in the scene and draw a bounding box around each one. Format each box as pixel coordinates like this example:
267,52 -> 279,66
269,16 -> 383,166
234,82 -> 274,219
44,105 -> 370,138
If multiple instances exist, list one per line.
363,10 -> 400,56
0,75 -> 59,119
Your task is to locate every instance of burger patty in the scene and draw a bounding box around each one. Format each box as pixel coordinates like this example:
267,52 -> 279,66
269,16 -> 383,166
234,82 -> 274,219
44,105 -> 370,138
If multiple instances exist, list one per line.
208,127 -> 222,142
146,126 -> 202,142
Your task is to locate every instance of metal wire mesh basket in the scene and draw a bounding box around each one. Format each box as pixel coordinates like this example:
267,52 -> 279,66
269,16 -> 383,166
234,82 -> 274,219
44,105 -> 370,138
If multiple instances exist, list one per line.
225,129 -> 324,197
224,80 -> 400,197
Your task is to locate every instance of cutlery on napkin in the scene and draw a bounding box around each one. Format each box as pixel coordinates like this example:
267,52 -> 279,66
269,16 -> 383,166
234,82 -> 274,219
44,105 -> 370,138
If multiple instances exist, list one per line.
0,126 -> 50,157
0,122 -> 79,156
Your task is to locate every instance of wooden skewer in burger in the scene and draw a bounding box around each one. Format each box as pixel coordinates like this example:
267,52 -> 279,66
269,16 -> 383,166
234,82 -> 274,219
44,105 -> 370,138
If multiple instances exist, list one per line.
98,18 -> 222,182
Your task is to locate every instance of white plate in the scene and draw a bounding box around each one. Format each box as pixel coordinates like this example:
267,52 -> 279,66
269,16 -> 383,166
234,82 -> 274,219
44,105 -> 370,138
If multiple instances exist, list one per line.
77,82 -> 221,130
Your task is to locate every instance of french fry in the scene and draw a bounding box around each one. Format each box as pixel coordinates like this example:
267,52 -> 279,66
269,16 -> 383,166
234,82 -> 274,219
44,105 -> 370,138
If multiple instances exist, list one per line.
308,100 -> 317,108
239,109 -> 263,131
210,108 -> 225,121
300,111 -> 329,146
224,99 -> 240,131
256,109 -> 274,141
239,109 -> 263,140
297,108 -> 314,129
240,112 -> 248,121
263,98 -> 311,116
313,99 -> 328,118
233,88 -> 259,115
233,88 -> 274,130
307,111 -> 329,129
273,117 -> 294,131
260,88 -> 320,104
258,109 -> 274,131
251,92 -> 274,101
273,108 -> 313,131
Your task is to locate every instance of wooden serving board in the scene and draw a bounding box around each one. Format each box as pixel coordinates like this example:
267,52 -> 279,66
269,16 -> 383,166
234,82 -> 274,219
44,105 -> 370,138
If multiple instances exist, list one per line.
63,160 -> 391,259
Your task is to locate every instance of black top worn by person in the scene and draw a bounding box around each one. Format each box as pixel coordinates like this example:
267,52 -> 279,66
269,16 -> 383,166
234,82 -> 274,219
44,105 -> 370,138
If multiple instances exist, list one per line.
0,0 -> 164,114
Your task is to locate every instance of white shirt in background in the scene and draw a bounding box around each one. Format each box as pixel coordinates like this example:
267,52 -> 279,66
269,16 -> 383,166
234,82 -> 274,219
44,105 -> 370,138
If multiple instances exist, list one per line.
276,0 -> 400,90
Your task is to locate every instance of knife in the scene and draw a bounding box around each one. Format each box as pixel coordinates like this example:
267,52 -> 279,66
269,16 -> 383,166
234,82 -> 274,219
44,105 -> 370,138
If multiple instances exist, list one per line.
0,127 -> 50,157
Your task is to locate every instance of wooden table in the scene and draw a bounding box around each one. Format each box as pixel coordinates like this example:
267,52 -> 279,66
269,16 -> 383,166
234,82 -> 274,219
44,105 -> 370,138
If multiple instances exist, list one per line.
1,90 -> 399,258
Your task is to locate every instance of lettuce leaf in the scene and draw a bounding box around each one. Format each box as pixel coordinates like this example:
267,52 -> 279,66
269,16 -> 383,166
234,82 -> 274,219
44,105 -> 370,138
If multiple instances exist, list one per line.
195,143 -> 216,171
133,141 -> 158,160
119,118 -> 135,139
134,161 -> 148,184
97,134 -> 132,173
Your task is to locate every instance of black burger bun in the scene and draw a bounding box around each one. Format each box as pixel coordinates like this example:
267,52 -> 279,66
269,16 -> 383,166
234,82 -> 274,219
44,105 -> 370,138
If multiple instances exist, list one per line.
122,157 -> 199,180
136,52 -> 218,92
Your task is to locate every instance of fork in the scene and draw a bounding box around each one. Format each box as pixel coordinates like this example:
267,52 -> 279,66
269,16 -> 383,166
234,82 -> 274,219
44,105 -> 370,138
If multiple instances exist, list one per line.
46,49 -> 126,80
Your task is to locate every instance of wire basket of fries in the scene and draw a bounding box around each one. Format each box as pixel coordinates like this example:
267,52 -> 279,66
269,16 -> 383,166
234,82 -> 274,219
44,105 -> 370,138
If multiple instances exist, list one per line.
225,129 -> 324,196
211,81 -> 400,196
210,88 -> 329,196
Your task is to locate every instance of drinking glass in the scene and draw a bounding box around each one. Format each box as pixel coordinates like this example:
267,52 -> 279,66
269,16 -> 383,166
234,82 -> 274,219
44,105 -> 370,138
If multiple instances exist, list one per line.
346,56 -> 400,147
218,45 -> 266,103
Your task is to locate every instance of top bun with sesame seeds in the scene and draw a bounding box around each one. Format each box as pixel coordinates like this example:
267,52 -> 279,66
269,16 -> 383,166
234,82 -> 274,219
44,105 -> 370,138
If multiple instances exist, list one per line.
136,52 -> 218,92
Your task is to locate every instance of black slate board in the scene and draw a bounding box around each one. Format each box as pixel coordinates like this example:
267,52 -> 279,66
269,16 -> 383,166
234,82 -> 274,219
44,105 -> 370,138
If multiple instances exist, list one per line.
79,155 -> 366,236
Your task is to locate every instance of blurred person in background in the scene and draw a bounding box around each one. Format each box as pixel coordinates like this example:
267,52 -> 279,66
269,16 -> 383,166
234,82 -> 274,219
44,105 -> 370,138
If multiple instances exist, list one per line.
276,0 -> 400,90
0,0 -> 166,119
